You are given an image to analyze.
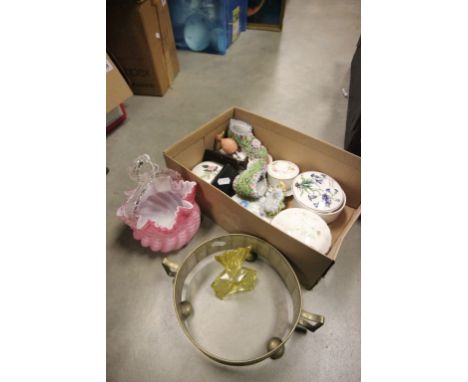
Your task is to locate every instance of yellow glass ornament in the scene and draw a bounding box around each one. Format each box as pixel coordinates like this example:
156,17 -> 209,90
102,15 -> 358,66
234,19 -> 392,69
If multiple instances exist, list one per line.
211,246 -> 257,299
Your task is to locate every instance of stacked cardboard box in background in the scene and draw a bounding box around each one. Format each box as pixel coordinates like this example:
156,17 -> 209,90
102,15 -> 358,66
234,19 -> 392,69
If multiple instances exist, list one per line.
107,0 -> 179,96
106,54 -> 133,132
106,54 -> 132,113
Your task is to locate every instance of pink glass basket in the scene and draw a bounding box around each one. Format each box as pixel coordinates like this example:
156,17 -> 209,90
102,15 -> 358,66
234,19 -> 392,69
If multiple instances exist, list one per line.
117,154 -> 201,253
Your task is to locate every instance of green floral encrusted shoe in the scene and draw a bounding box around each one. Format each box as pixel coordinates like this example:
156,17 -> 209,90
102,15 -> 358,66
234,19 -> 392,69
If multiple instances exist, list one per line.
233,158 -> 268,199
228,119 -> 269,161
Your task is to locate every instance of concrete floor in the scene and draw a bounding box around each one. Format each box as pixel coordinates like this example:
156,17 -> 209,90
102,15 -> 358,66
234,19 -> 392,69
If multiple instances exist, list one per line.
106,0 -> 361,380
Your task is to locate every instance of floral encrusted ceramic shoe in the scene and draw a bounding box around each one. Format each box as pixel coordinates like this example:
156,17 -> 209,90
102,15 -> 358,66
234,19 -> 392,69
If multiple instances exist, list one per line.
263,187 -> 285,217
231,194 -> 271,222
228,119 -> 269,161
233,158 -> 268,199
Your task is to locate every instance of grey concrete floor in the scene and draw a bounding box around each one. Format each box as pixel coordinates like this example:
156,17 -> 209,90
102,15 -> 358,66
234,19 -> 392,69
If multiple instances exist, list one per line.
107,0 -> 361,381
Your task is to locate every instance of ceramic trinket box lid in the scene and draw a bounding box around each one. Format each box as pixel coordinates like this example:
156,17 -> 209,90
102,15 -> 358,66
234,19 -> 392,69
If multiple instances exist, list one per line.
292,171 -> 345,213
192,161 -> 223,184
271,208 -> 332,255
267,160 -> 300,196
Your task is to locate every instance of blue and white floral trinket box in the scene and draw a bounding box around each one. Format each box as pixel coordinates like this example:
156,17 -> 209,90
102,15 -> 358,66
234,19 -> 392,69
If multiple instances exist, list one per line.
291,171 -> 346,224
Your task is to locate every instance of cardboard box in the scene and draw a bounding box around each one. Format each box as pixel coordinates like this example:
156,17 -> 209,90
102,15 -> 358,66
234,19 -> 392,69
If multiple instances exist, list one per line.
107,0 -> 179,96
163,107 -> 361,289
247,0 -> 286,32
106,54 -> 133,113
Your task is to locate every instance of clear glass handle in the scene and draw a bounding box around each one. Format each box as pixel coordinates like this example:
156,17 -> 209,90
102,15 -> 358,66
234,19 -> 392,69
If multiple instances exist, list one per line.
120,154 -> 182,225
129,154 -> 159,184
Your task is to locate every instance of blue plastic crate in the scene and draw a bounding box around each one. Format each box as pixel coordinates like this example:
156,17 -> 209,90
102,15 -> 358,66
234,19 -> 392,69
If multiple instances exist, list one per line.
168,0 -> 247,55
226,0 -> 248,48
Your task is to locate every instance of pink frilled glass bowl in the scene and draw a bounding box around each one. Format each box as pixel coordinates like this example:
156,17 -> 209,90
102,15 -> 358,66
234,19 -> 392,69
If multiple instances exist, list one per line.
117,154 -> 201,253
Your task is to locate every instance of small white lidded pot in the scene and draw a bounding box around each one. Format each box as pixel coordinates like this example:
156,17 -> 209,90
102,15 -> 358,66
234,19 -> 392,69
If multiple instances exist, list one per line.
267,160 -> 300,196
191,161 -> 223,184
291,171 -> 346,224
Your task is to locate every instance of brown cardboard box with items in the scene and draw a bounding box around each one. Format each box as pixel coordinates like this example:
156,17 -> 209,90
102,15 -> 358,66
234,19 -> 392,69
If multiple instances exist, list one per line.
106,54 -> 133,113
107,0 -> 179,96
163,107 -> 361,289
